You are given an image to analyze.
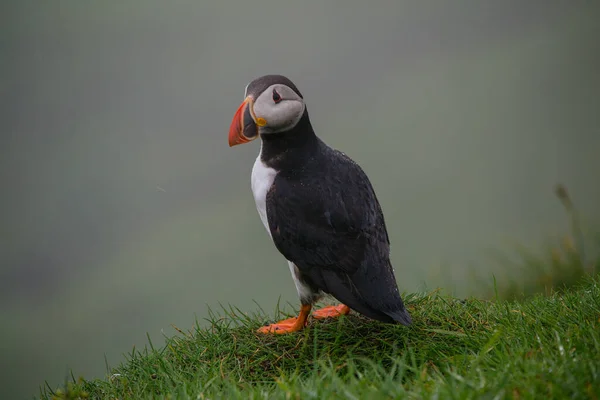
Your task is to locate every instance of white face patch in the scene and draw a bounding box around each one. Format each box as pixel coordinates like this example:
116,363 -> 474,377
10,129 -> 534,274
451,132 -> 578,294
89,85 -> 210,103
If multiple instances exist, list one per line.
252,84 -> 305,134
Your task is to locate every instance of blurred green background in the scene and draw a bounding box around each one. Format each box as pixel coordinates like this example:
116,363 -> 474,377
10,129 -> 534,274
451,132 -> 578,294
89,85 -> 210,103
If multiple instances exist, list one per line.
2,1 -> 599,398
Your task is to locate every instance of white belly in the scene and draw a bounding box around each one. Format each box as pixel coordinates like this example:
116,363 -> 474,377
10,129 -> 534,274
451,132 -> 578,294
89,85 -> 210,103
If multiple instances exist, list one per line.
250,147 -> 317,302
251,147 -> 277,237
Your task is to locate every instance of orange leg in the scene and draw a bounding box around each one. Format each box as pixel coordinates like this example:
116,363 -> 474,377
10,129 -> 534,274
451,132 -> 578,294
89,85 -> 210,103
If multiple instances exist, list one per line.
257,304 -> 312,334
312,304 -> 351,320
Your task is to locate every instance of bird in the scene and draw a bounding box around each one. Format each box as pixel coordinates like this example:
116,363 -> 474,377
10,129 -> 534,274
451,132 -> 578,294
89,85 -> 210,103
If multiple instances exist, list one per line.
228,74 -> 412,334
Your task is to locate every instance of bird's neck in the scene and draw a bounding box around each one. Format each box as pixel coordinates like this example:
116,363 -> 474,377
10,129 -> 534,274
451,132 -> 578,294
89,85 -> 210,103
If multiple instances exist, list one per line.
259,111 -> 320,171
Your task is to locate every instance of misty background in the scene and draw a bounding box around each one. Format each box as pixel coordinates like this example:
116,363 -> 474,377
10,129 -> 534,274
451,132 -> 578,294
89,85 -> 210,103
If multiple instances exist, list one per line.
2,1 -> 599,398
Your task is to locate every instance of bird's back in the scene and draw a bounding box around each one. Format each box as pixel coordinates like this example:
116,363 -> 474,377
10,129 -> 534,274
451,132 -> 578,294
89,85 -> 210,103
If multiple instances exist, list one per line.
267,139 -> 411,325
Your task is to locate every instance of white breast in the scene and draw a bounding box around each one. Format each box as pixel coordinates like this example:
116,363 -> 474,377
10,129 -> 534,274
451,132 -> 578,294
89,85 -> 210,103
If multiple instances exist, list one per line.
251,146 -> 317,302
251,146 -> 277,238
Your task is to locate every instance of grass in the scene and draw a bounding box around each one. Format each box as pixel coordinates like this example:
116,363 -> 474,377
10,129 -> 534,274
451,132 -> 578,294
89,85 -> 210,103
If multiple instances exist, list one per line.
41,185 -> 600,399
472,184 -> 600,301
41,273 -> 600,400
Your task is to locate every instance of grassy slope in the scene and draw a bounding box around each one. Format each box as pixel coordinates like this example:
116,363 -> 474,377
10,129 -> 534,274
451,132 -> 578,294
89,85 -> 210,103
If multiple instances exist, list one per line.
43,273 -> 599,400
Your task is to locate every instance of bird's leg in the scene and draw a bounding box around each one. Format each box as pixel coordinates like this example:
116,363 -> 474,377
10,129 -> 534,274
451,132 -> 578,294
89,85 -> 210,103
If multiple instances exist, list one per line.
312,304 -> 351,319
257,304 -> 312,334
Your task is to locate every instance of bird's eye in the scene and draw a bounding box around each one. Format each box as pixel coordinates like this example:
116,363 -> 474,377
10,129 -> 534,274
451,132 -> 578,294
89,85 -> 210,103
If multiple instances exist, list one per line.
272,89 -> 282,104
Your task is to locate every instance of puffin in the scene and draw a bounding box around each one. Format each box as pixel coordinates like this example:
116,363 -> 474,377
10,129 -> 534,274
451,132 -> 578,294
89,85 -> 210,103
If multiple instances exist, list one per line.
228,74 -> 412,334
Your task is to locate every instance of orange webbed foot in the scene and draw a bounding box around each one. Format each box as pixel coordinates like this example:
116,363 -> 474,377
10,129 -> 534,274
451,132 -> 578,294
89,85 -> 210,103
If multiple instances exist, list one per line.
257,304 -> 311,334
257,317 -> 305,334
312,304 -> 351,320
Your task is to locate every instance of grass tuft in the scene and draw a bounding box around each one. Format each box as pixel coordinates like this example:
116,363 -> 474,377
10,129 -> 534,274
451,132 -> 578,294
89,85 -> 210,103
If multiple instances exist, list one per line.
472,184 -> 599,300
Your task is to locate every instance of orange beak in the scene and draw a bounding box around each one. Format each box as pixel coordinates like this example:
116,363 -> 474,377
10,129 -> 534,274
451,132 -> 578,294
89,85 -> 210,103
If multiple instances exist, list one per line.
228,96 -> 259,147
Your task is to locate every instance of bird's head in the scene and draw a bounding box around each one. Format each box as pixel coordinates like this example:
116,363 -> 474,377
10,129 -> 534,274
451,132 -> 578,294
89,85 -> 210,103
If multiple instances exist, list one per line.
228,74 -> 306,147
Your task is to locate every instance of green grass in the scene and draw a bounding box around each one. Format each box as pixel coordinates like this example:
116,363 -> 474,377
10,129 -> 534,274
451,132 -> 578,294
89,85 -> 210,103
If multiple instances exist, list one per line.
40,186 -> 600,399
41,273 -> 600,400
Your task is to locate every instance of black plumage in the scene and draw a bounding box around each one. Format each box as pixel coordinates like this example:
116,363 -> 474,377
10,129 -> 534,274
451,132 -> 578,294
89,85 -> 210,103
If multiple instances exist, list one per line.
261,108 -> 412,326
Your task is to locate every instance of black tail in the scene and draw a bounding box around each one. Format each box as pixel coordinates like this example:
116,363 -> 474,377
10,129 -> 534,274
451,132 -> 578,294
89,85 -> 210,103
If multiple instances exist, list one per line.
347,259 -> 413,326
384,307 -> 412,326
315,268 -> 413,326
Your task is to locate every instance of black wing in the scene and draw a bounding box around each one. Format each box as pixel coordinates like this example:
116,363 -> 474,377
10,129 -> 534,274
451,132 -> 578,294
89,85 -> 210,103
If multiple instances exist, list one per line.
267,150 -> 386,272
266,150 -> 411,324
